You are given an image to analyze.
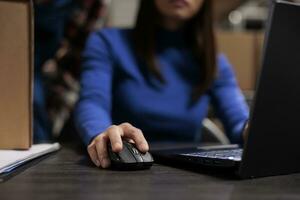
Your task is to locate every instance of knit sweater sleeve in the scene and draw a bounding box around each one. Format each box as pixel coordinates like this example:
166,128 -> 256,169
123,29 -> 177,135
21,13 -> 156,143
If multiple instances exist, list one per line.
74,31 -> 114,146
209,54 -> 249,144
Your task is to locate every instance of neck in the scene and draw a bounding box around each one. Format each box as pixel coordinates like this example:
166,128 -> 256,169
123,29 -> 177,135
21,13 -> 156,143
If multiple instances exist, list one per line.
161,17 -> 185,31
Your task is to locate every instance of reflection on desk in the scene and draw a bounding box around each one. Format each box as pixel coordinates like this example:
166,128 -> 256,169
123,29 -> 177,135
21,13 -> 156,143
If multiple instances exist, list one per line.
0,143 -> 300,200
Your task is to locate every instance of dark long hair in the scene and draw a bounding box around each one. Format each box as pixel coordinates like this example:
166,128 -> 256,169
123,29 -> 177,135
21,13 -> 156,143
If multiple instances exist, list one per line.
133,0 -> 216,98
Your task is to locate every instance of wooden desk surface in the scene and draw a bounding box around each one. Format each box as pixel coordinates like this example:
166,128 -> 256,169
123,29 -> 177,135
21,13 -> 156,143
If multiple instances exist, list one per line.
1,144 -> 300,200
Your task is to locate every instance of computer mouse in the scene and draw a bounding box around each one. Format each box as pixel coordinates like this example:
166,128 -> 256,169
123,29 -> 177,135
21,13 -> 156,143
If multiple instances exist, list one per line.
107,140 -> 154,170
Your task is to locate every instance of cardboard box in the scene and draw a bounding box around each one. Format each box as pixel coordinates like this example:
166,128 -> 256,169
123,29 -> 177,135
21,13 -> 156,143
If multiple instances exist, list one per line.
0,0 -> 33,149
216,31 -> 264,91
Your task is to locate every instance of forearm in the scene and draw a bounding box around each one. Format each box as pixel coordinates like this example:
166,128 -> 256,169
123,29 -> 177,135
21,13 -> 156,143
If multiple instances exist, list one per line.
74,98 -> 112,146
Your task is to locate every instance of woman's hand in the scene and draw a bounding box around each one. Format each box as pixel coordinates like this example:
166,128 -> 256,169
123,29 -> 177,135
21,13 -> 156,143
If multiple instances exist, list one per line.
87,123 -> 149,168
243,122 -> 249,142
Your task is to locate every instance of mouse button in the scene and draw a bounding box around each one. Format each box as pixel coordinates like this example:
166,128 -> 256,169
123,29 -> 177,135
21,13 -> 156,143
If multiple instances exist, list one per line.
131,147 -> 144,162
108,144 -> 121,162
124,142 -> 144,162
140,152 -> 154,163
118,145 -> 137,163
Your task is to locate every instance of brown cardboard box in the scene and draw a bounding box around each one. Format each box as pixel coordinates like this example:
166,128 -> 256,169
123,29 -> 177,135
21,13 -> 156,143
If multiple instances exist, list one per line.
0,0 -> 33,149
216,31 -> 264,91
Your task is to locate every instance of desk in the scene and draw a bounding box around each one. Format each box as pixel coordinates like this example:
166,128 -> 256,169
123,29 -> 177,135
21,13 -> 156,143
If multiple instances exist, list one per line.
1,144 -> 300,200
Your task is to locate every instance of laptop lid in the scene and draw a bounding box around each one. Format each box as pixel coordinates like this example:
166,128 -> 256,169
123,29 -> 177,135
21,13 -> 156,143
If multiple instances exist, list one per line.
239,0 -> 300,178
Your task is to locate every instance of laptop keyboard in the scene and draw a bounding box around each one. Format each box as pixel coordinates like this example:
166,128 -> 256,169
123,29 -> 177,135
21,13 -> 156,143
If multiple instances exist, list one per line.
180,149 -> 243,161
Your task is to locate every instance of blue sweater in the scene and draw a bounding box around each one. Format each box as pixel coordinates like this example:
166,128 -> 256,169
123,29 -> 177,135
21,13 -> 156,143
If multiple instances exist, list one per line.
74,28 -> 249,146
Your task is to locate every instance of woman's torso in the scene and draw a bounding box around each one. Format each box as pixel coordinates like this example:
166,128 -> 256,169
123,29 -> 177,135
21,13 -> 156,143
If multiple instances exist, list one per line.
101,28 -> 213,141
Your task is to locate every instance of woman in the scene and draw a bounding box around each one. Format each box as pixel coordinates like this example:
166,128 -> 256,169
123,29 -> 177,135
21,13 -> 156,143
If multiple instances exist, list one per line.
75,0 -> 249,168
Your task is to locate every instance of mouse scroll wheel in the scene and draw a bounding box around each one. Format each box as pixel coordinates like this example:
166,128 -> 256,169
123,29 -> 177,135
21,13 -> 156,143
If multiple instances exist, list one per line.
132,148 -> 139,155
126,142 -> 139,154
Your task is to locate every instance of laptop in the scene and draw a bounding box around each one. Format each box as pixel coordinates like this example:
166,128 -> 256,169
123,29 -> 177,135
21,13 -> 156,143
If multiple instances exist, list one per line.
151,0 -> 300,179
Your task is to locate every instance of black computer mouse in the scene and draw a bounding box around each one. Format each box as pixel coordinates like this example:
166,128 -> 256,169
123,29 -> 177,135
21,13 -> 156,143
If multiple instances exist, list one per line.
107,140 -> 154,170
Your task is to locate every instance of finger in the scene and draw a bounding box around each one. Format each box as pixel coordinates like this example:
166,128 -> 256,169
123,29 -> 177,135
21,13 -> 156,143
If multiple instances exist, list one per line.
87,141 -> 100,167
94,134 -> 111,168
120,123 -> 149,152
243,122 -> 249,142
124,138 -> 135,144
107,125 -> 123,152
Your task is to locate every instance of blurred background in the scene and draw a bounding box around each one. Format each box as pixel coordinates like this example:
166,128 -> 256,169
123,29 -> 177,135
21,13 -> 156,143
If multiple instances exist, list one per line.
34,0 -> 299,142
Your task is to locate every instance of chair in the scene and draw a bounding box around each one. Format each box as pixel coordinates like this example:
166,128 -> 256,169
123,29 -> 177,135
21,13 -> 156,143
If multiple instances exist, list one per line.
201,118 -> 230,145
